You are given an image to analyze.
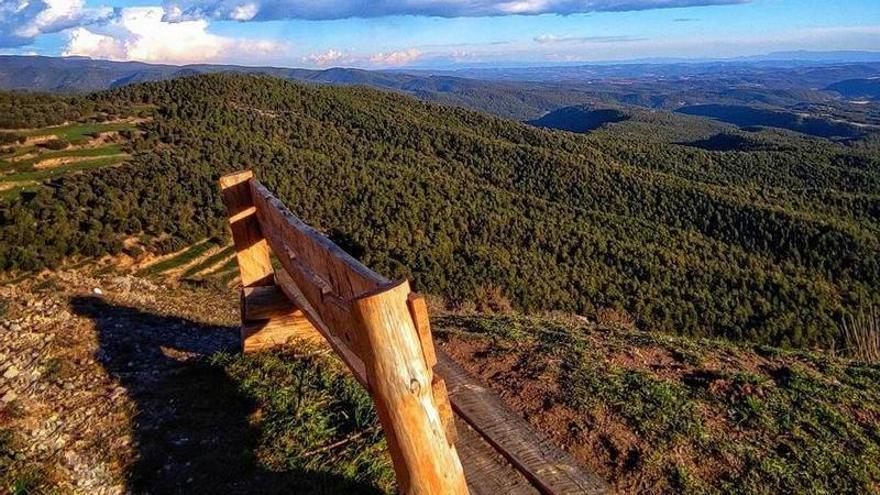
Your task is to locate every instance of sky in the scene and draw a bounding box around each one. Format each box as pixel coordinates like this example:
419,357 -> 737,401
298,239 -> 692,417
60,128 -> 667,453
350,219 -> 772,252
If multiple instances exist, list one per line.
1,0 -> 879,68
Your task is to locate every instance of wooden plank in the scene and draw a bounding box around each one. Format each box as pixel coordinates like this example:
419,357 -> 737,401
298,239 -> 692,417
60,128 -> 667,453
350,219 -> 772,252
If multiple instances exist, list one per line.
241,309 -> 323,353
437,352 -> 610,495
455,419 -> 540,495
352,280 -> 468,494
408,294 -> 438,368
242,285 -> 297,320
274,268 -> 368,387
219,171 -> 274,287
250,180 -> 385,297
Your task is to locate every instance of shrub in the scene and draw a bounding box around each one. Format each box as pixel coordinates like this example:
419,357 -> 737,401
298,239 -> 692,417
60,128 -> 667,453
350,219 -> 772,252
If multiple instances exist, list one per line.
0,133 -> 23,145
474,285 -> 513,314
38,138 -> 69,150
841,305 -> 880,362
596,307 -> 636,329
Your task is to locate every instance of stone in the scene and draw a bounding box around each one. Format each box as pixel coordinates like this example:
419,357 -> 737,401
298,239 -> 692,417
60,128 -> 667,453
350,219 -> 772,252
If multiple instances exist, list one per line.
93,288 -> 103,295
1,390 -> 17,403
3,366 -> 19,379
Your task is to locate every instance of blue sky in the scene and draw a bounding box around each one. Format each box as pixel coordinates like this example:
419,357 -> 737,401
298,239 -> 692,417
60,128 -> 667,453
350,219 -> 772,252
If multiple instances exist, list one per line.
1,0 -> 878,67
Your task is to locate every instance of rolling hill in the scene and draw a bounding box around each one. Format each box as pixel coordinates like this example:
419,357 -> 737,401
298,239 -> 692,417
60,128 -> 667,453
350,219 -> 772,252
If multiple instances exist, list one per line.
1,74 -> 879,350
828,78 -> 880,99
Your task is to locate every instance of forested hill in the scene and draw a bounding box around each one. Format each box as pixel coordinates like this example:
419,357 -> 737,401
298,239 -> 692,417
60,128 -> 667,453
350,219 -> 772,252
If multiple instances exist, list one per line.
2,74 -> 879,349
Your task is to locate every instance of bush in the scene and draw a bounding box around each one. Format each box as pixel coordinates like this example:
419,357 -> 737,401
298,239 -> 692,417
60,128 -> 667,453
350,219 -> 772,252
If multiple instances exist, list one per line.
0,133 -> 23,145
39,138 -> 69,150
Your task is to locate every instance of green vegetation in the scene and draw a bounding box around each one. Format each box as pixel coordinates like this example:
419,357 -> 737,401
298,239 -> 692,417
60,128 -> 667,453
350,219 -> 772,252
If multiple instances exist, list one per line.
137,239 -> 218,277
212,347 -> 394,493
16,121 -> 136,144
434,313 -> 880,494
0,154 -> 129,199
1,144 -> 125,171
0,92 -> 127,129
0,74 -> 878,349
181,244 -> 235,279
1,425 -> 56,495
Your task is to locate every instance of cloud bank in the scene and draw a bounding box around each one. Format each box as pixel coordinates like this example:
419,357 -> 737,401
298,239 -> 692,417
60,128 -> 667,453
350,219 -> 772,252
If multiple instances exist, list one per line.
534,34 -> 645,43
63,6 -> 283,64
0,0 -> 113,47
162,0 -> 750,22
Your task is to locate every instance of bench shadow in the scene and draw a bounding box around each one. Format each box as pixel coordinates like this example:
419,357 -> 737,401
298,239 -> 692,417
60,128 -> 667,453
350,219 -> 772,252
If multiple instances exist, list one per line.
71,295 -> 383,495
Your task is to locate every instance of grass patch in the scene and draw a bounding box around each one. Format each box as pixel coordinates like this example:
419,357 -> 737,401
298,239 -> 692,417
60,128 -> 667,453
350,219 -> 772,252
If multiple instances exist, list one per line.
1,155 -> 128,184
212,346 -> 394,493
181,245 -> 235,279
8,144 -> 124,169
0,428 -> 57,495
137,240 -> 216,277
19,122 -> 135,144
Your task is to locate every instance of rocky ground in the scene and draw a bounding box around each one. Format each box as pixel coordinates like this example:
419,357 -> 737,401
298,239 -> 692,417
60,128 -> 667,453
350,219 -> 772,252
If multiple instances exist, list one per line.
0,269 -> 239,493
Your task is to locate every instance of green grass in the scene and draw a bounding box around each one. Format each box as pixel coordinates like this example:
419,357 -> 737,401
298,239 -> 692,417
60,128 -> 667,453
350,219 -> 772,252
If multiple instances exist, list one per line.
137,240 -> 216,277
1,144 -> 125,172
1,154 -> 128,184
211,346 -> 394,493
17,122 -> 136,144
0,182 -> 37,200
0,145 -> 36,160
180,245 -> 235,279
433,313 -> 880,494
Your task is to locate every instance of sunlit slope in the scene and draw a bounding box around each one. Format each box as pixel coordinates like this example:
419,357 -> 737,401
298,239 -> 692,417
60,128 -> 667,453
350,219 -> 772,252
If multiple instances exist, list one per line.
1,74 -> 878,347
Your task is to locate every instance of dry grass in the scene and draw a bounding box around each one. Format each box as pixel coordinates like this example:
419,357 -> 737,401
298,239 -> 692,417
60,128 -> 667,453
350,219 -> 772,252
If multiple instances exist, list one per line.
842,305 -> 880,363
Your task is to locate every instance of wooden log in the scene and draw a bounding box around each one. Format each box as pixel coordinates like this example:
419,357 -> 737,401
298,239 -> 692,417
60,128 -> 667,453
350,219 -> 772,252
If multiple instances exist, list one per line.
353,280 -> 468,495
219,171 -> 274,287
408,294 -> 437,368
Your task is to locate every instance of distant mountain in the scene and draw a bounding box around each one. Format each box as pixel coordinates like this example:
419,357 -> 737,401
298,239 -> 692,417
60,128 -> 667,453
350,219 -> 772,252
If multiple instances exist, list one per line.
827,78 -> 880,99
0,55 -> 597,120
750,51 -> 880,63
527,106 -> 628,133
676,104 -> 867,139
3,55 -> 880,134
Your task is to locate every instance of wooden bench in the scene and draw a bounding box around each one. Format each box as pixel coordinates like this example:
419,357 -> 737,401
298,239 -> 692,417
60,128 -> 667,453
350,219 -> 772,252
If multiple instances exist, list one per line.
220,170 -> 610,495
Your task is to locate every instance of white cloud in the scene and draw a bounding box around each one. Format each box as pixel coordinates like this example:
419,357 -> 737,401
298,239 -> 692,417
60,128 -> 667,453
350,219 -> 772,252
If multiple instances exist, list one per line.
303,49 -> 346,66
0,0 -> 113,47
229,2 -> 257,20
161,0 -> 751,22
369,48 -> 421,66
534,34 -> 645,44
62,6 -> 284,64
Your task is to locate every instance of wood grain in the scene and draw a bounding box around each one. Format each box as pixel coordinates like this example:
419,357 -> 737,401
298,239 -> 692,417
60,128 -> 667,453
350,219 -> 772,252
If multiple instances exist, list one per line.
353,280 -> 469,495
219,170 -> 274,287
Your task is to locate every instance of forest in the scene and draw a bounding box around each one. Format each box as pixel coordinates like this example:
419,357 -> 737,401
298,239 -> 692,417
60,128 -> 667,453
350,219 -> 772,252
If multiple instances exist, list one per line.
1,74 -> 878,349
